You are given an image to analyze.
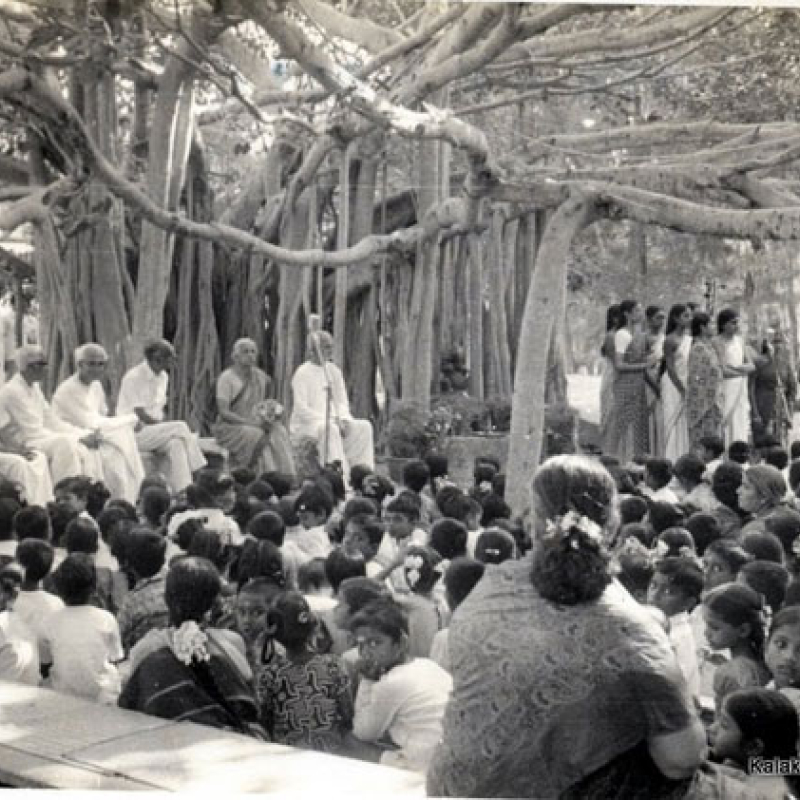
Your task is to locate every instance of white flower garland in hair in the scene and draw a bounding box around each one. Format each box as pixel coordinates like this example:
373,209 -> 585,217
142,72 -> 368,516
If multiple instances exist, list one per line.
170,621 -> 210,665
544,510 -> 603,550
404,554 -> 425,588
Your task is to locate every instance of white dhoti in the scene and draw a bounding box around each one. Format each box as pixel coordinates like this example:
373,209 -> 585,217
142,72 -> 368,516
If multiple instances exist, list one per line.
96,424 -> 145,503
136,421 -> 206,492
0,452 -> 53,505
290,360 -> 375,474
27,432 -> 98,484
305,419 -> 375,473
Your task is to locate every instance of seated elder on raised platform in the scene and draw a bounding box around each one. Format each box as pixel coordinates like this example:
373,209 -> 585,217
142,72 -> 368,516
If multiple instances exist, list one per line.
117,339 -> 205,493
213,338 -> 295,478
52,344 -> 144,503
0,346 -> 101,484
289,331 -> 374,474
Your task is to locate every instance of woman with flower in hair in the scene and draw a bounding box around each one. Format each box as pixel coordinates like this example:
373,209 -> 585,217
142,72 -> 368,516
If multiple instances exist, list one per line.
256,590 -> 352,753
119,556 -> 264,737
428,455 -> 706,798
396,545 -> 447,658
213,338 -> 295,478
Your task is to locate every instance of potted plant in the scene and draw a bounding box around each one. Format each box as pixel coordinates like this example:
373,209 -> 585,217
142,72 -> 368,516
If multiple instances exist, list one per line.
383,401 -> 450,482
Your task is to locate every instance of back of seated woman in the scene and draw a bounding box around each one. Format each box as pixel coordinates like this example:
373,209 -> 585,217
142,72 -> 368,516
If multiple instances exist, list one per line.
119,556 -> 264,738
427,454 -> 707,798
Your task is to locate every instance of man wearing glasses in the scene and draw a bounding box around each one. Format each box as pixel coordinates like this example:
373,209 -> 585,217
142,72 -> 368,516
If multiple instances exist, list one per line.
0,346 -> 101,483
52,343 -> 145,503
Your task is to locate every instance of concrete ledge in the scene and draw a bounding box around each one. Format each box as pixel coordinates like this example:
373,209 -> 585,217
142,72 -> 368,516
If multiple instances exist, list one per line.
0,681 -> 425,795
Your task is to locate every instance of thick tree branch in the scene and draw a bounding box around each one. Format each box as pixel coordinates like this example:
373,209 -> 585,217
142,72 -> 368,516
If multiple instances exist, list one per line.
500,7 -> 731,63
297,0 -> 402,55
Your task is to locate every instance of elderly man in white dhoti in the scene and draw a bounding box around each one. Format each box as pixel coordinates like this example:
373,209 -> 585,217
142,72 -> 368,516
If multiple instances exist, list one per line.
52,343 -> 145,503
0,346 -> 102,484
289,330 -> 374,474
116,339 -> 205,493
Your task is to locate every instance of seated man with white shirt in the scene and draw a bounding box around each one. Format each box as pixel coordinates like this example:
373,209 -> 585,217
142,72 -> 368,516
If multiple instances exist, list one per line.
52,343 -> 144,503
117,339 -> 205,493
0,346 -> 101,484
290,330 -> 374,474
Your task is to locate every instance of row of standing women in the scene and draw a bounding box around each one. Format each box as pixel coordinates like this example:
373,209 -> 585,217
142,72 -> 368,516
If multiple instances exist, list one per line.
600,302 -> 796,461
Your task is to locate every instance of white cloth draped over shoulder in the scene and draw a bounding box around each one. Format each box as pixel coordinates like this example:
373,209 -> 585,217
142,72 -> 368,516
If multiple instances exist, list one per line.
662,333 -> 692,461
290,361 -> 374,471
720,335 -> 751,446
117,361 -> 206,493
52,375 -> 145,503
0,374 -> 99,484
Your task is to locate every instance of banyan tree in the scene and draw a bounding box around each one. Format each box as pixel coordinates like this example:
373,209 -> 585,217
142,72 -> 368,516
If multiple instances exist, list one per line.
2,1 -> 800,517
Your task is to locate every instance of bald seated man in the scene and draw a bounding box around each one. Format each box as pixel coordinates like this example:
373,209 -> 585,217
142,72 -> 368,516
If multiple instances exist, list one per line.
52,343 -> 145,503
116,339 -> 205,493
0,346 -> 101,483
289,330 -> 374,475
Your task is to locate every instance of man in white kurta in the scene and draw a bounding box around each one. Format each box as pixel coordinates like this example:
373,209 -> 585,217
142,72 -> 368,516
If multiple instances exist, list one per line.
116,339 -> 205,493
289,331 -> 374,472
52,344 -> 145,503
0,346 -> 101,484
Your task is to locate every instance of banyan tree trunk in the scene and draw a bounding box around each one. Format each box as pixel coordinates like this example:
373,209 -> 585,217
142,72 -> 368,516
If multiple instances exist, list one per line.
506,196 -> 595,520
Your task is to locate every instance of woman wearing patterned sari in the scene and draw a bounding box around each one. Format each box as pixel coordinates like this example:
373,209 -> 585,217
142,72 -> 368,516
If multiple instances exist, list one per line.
686,312 -> 724,451
427,456 -> 706,798
611,300 -> 658,462
213,338 -> 295,478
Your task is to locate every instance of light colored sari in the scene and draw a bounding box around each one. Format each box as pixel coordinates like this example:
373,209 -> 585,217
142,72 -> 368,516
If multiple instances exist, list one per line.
662,334 -> 691,461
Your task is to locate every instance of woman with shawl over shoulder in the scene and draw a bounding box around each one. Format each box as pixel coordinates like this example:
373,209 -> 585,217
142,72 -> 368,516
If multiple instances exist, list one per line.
661,304 -> 693,462
714,309 -> 754,448
610,300 -> 660,462
427,455 -> 706,799
686,312 -> 724,452
213,338 -> 295,479
737,464 -> 789,539
599,304 -> 623,456
119,556 -> 265,738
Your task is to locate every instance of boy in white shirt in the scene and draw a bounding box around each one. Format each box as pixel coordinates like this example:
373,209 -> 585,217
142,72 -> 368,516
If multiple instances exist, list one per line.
343,513 -> 384,579
13,538 -> 63,667
43,553 -> 123,703
374,493 -> 427,595
347,597 -> 452,773
646,555 -> 704,700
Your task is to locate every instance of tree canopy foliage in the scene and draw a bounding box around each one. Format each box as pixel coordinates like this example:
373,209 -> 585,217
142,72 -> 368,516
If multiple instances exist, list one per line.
1,1 -> 800,515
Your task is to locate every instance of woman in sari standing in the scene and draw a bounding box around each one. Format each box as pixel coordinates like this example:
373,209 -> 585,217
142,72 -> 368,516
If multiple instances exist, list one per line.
599,304 -> 623,455
612,300 -> 658,462
661,304 -> 693,462
213,338 -> 295,479
714,309 -> 754,447
644,306 -> 667,457
686,312 -> 724,452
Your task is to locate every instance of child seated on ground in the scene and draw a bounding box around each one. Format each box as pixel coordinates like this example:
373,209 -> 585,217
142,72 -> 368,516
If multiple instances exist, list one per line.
401,460 -> 436,527
475,528 -> 516,566
738,560 -> 790,617
342,514 -> 384,578
703,582 -> 770,713
710,688 -> 799,798
469,460 -> 498,506
764,607 -> 800,716
740,530 -> 785,565
374,493 -> 428,595
684,513 -> 721,556
256,591 -> 352,754
642,458 -> 679,504
396,545 -> 446,658
233,577 -> 283,670
116,528 -> 169,654
618,495 -> 648,526
289,486 -> 333,562
647,556 -> 704,698
346,597 -> 452,773
0,561 -> 40,684
430,557 -> 485,672
615,540 -> 654,604
43,554 -> 124,703
13,538 -> 63,670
